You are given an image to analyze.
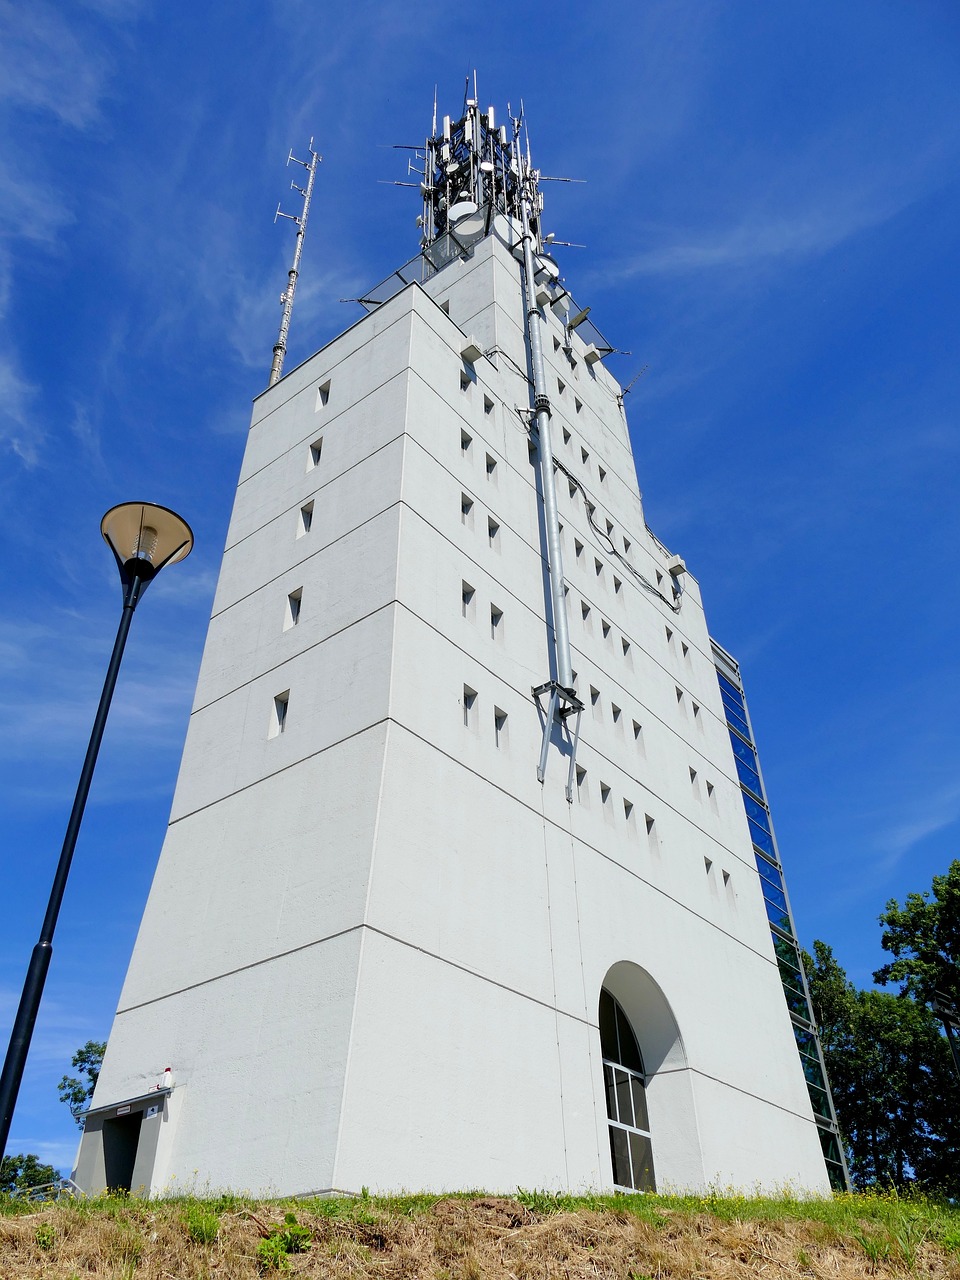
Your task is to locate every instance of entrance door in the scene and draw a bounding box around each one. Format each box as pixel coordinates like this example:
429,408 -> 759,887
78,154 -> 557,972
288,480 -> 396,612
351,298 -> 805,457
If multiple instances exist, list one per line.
102,1112 -> 144,1192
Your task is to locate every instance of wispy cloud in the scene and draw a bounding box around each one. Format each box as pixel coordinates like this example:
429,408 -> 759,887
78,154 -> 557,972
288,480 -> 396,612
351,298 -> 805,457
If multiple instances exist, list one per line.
874,780 -> 960,870
0,0 -> 114,129
0,355 -> 41,465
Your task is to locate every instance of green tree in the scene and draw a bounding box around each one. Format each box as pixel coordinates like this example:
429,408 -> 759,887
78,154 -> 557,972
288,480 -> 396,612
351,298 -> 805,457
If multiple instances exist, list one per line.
874,858 -> 960,1009
58,1040 -> 105,1127
0,1153 -> 59,1195
805,941 -> 960,1194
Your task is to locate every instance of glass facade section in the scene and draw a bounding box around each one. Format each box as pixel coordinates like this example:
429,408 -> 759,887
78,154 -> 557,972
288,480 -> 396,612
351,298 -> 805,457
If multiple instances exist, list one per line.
711,641 -> 849,1192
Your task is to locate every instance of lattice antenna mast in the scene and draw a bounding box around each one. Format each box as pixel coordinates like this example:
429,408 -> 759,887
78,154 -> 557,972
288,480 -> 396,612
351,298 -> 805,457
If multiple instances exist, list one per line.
269,139 -> 321,388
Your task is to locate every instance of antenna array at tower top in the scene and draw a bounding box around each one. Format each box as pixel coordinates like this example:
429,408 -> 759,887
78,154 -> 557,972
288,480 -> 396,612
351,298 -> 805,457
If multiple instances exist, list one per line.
417,91 -> 544,255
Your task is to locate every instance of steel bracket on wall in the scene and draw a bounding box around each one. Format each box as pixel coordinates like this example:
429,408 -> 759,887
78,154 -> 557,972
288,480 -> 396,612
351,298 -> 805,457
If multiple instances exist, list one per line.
533,681 -> 584,802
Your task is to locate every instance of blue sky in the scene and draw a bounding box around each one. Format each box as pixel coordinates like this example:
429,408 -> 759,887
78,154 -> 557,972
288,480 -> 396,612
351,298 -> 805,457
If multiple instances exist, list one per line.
1,0 -> 959,1172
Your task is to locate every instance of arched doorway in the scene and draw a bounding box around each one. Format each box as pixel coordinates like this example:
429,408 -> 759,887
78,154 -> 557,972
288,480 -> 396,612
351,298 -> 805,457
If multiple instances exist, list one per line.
599,987 -> 655,1191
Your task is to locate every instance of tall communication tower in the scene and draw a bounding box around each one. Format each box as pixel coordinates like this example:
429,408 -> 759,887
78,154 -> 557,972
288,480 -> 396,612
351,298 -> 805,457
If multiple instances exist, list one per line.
74,85 -> 846,1198
269,140 -> 321,388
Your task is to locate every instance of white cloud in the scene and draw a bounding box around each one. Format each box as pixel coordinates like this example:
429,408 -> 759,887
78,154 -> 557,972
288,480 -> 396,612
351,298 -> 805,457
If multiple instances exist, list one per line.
0,355 -> 42,465
875,780 -> 960,869
0,1 -> 113,129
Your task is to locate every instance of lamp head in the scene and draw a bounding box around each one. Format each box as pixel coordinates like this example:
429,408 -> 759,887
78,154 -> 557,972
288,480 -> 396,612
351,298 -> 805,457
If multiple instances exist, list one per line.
101,502 -> 194,603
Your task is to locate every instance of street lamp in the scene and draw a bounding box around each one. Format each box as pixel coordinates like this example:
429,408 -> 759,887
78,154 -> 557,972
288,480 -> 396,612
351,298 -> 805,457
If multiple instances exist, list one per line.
0,502 -> 193,1159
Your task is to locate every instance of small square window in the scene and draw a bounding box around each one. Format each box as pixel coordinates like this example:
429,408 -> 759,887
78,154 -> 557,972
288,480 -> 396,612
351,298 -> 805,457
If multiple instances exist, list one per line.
581,447 -> 589,465
692,701 -> 700,719
605,518 -> 614,537
269,691 -> 290,739
558,378 -> 566,395
576,765 -> 587,797
490,604 -> 503,639
612,704 -> 622,723
666,626 -> 674,643
461,493 -> 474,526
297,501 -> 314,537
485,453 -> 497,478
633,719 -> 642,741
689,767 -> 698,782
316,380 -> 330,410
460,369 -> 472,392
463,685 -> 477,728
439,299 -> 450,314
575,539 -> 584,560
574,397 -> 582,414
461,581 -> 476,618
568,478 -> 577,499
581,601 -> 591,621
284,588 -> 302,631
601,619 -> 611,639
621,638 -> 631,657
623,536 -> 631,555
623,799 -> 634,821
590,686 -> 600,707
706,781 -> 715,798
682,641 -> 690,660
676,686 -> 684,703
722,869 -> 731,887
599,466 -> 607,484
487,517 -> 500,548
613,576 -> 622,594
704,857 -> 713,875
494,707 -> 508,748
562,427 -> 571,446
645,814 -> 656,838
594,558 -> 603,577
308,438 -> 323,469
656,570 -> 664,586
600,782 -> 611,805
553,336 -> 561,352
461,429 -> 472,454
483,394 -> 494,416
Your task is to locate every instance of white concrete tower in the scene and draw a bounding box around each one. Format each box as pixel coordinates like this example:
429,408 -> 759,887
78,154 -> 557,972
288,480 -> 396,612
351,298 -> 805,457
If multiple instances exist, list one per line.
75,96 -> 841,1197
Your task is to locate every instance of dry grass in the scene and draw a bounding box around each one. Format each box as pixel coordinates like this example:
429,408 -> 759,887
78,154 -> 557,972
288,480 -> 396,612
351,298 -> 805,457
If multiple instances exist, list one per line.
1,1188 -> 958,1279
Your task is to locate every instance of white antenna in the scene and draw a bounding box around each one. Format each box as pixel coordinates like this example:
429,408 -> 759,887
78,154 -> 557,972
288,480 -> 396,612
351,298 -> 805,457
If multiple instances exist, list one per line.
269,138 -> 321,388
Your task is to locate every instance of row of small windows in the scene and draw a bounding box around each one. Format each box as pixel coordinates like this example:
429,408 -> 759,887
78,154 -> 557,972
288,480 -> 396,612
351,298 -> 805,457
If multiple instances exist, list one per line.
574,765 -> 657,841
460,494 -> 501,547
461,581 -> 504,640
579,599 -> 630,655
462,684 -> 509,747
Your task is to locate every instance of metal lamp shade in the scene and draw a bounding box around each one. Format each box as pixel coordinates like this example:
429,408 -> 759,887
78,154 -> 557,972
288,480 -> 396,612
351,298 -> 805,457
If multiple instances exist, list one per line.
101,502 -> 194,575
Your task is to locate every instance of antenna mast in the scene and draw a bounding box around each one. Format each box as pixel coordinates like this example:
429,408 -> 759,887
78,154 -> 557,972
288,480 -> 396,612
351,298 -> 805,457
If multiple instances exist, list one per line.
269,139 -> 321,388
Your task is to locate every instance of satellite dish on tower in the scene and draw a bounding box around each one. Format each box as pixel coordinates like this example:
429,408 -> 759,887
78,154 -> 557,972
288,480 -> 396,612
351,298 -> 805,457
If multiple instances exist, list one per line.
449,200 -> 485,246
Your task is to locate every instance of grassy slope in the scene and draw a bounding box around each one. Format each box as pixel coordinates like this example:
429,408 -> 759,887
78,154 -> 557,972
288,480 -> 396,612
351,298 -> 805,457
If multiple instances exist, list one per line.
1,1189 -> 959,1278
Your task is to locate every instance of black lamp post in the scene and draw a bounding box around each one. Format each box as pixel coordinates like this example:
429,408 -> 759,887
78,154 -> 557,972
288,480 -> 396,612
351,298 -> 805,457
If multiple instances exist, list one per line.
0,502 -> 193,1160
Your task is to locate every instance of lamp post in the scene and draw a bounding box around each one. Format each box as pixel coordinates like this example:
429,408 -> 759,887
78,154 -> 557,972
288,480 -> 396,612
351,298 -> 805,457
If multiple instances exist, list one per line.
0,502 -> 193,1160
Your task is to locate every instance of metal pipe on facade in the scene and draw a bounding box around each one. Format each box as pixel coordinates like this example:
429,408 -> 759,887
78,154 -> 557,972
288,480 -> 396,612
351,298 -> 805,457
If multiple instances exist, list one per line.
518,179 -> 574,694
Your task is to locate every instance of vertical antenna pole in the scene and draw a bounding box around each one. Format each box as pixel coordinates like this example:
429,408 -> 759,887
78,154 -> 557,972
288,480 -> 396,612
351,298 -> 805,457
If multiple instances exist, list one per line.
269,140 -> 321,388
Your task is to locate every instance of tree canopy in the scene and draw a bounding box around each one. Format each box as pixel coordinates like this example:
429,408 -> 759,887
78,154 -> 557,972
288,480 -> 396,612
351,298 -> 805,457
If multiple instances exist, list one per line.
874,859 -> 960,1010
0,1153 -> 59,1195
806,940 -> 960,1193
57,1040 -> 105,1128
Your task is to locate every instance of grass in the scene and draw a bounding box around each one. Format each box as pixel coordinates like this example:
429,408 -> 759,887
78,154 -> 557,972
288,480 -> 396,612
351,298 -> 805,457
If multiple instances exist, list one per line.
0,1187 -> 957,1277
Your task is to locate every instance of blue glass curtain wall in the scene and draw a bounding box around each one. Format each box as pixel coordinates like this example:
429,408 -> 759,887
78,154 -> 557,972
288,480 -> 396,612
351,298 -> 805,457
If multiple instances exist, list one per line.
711,644 -> 849,1191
